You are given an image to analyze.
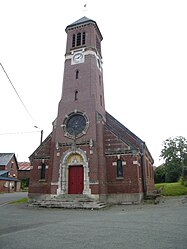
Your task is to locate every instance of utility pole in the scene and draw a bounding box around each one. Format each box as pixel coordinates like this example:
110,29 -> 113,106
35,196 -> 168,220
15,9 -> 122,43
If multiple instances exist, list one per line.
40,130 -> 43,145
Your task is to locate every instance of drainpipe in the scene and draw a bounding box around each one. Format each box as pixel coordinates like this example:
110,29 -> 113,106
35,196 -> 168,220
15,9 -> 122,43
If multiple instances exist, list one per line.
141,142 -> 147,198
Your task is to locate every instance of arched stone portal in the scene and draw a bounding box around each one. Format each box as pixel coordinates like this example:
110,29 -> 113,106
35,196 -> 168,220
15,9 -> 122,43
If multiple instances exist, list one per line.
57,148 -> 91,195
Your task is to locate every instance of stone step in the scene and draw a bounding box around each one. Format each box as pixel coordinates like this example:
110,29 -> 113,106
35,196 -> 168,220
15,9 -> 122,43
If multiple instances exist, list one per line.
30,200 -> 106,209
29,194 -> 107,209
52,194 -> 94,202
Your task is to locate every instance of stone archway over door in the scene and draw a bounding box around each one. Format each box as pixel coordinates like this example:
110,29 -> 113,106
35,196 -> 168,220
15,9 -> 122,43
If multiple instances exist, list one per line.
57,148 -> 91,196
68,165 -> 83,194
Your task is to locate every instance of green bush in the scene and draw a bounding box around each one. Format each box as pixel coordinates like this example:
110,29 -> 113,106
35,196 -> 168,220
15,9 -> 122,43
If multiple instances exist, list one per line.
154,165 -> 165,183
179,175 -> 187,187
21,178 -> 29,189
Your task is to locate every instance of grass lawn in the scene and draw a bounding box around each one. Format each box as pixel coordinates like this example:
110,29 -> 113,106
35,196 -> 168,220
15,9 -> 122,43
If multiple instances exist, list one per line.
155,182 -> 187,196
9,198 -> 28,204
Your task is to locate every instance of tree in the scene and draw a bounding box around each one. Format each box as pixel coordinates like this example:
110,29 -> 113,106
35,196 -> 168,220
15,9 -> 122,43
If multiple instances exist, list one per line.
160,136 -> 187,182
154,164 -> 165,183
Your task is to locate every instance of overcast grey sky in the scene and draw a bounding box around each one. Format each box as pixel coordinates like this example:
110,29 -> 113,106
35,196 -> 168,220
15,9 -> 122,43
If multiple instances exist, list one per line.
0,0 -> 187,165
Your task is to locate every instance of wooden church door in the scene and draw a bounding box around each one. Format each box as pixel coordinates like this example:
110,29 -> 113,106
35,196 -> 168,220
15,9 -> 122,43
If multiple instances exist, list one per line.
68,166 -> 84,194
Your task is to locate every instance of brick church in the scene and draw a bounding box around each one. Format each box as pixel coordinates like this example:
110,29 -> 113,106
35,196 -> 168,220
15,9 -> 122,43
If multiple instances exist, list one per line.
29,17 -> 154,205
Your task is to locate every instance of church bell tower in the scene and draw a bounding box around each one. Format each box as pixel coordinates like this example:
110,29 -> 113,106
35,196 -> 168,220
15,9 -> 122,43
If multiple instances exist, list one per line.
55,17 -> 105,141
29,16 -> 155,204
51,17 -> 107,198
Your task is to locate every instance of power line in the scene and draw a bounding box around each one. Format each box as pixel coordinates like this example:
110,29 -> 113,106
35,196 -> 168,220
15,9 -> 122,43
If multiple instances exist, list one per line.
0,131 -> 40,136
0,63 -> 36,125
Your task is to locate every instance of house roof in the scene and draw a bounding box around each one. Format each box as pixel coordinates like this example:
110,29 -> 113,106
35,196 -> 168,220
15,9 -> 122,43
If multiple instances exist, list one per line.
0,170 -> 20,181
18,162 -> 31,171
0,176 -> 20,181
0,153 -> 15,166
0,170 -> 9,176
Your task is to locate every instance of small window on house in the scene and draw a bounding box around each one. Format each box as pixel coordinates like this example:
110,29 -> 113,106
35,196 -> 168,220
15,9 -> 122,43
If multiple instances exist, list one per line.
76,32 -> 81,46
82,32 -> 86,45
72,34 -> 75,47
100,95 -> 103,106
75,90 -> 78,101
146,160 -> 149,177
117,159 -> 123,177
41,163 -> 46,179
99,75 -> 101,86
76,70 -> 79,79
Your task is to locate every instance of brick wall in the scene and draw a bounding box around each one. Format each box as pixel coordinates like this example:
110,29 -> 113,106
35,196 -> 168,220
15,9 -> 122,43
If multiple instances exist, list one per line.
18,170 -> 30,180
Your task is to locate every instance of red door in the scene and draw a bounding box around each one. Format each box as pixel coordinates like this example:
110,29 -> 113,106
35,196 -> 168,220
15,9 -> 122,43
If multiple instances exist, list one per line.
68,166 -> 84,194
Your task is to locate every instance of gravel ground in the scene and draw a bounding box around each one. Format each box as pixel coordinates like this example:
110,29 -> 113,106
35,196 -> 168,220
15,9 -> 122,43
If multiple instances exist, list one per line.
0,195 -> 186,249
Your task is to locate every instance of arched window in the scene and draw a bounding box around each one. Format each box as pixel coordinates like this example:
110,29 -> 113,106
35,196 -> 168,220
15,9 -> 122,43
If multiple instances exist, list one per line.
117,159 -> 123,177
99,75 -> 101,86
75,90 -> 78,101
72,32 -> 86,48
76,70 -> 79,79
76,33 -> 81,46
100,95 -> 103,106
82,32 -> 86,45
72,34 -> 75,47
41,163 -> 46,179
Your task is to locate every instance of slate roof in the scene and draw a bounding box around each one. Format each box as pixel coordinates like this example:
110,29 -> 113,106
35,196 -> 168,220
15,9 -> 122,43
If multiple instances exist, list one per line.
0,170 -> 9,176
0,170 -> 20,181
105,112 -> 154,162
0,176 -> 20,181
66,16 -> 103,40
68,16 -> 94,27
106,112 -> 143,148
0,153 -> 15,166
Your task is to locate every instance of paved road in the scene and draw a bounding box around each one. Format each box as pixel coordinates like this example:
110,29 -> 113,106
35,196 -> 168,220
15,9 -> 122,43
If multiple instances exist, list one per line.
0,192 -> 28,206
0,195 -> 187,249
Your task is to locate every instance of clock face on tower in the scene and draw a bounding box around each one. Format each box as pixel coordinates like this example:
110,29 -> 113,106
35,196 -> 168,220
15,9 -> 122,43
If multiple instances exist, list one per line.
63,112 -> 89,138
72,52 -> 84,64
